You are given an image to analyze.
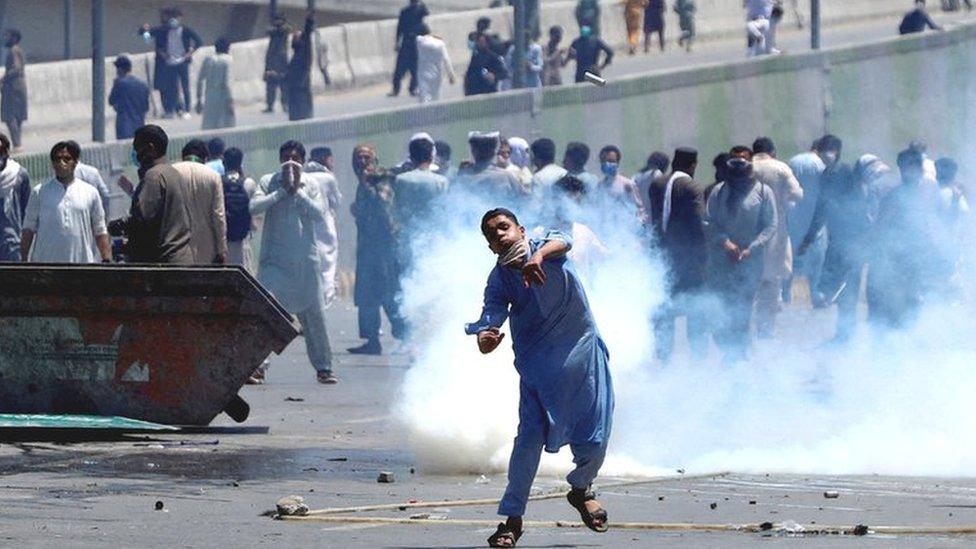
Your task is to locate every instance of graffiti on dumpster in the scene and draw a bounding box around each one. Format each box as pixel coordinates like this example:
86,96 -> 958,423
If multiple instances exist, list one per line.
0,317 -> 148,383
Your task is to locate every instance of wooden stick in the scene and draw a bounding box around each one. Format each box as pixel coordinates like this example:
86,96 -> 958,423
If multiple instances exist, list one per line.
303,471 -> 730,516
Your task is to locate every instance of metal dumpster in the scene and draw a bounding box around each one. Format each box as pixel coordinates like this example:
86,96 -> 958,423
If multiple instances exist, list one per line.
0,264 -> 300,425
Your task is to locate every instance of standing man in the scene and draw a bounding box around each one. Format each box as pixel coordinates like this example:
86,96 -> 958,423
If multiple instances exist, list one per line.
286,13 -> 315,121
1,29 -> 27,151
108,125 -> 193,264
108,55 -> 150,141
567,26 -> 614,83
305,146 -> 343,306
74,156 -> 112,215
597,145 -> 645,222
0,133 -> 30,261
140,7 -> 203,118
453,132 -> 523,200
751,137 -> 802,338
643,0 -> 666,53
563,142 -> 599,191
391,136 -> 449,275
349,144 -> 407,355
416,24 -> 456,103
530,138 -> 567,191
196,38 -> 236,130
625,0 -> 649,55
648,147 -> 708,362
468,209 -> 613,548
464,34 -> 509,96
173,140 -> 228,264
21,142 -> 111,264
391,0 -> 430,97
251,141 -> 337,384
263,15 -> 291,114
704,153 -> 777,363
675,0 -> 697,51
785,138 -> 827,302
221,147 -> 257,272
575,0 -> 602,36
205,138 -> 227,176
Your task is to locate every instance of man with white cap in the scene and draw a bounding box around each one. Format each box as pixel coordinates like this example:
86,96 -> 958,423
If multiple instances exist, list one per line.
453,131 -> 524,202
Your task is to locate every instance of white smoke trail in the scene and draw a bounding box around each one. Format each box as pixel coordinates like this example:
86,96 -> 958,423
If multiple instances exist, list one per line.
395,175 -> 976,480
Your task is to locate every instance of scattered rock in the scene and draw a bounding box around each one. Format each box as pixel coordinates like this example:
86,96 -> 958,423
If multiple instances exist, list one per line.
748,500 -> 757,505
154,500 -> 164,511
476,475 -> 490,484
326,457 -> 348,462
759,522 -> 774,531
377,472 -> 395,483
657,496 -> 665,501
302,467 -> 319,472
276,495 -> 309,516
398,506 -> 408,511
852,524 -> 869,536
409,467 -> 416,474
284,397 -> 304,402
231,481 -> 240,487
823,491 -> 839,499
709,502 -> 718,510
409,513 -> 430,520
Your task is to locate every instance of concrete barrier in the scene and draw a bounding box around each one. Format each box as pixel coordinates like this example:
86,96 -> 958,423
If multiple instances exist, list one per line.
3,0 -> 929,139
14,21 -> 976,271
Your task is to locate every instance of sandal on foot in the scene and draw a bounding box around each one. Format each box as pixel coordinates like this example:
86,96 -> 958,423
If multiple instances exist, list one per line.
487,522 -> 522,548
567,488 -> 609,533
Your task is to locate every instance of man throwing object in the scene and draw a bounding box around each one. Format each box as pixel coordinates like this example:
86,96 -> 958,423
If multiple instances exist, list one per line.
466,208 -> 614,548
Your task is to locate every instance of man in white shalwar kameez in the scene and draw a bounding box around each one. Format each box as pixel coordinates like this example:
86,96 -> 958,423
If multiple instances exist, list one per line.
415,24 -> 455,103
251,140 -> 337,384
305,146 -> 342,306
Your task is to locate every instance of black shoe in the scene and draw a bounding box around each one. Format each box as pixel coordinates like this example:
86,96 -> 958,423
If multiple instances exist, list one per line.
347,340 -> 382,355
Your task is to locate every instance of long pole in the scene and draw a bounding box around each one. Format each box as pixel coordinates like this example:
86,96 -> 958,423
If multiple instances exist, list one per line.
63,0 -> 73,59
513,0 -> 526,88
811,0 -> 820,50
92,0 -> 105,142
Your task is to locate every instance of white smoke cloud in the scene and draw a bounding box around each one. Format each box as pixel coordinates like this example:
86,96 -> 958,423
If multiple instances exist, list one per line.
395,174 -> 976,480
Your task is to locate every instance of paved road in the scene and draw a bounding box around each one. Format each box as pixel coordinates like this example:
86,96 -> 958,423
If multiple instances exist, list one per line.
1,301 -> 975,547
17,10 -> 975,155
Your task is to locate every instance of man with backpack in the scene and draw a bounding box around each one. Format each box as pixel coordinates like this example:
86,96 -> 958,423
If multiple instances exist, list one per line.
221,147 -> 257,272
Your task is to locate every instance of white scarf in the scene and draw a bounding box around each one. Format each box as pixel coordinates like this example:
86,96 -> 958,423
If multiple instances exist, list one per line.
0,158 -> 21,194
661,171 -> 689,233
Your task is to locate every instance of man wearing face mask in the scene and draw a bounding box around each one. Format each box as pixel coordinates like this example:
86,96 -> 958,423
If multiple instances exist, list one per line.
704,148 -> 777,363
0,133 -> 31,261
596,145 -> 644,224
108,125 -> 193,264
139,7 -> 202,119
567,26 -> 613,84
251,140 -> 336,384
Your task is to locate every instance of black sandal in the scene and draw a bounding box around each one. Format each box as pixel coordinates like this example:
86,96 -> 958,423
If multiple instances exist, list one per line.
567,487 -> 609,533
487,522 -> 523,548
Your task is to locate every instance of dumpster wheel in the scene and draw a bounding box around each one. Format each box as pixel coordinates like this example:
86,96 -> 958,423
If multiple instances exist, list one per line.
223,394 -> 250,423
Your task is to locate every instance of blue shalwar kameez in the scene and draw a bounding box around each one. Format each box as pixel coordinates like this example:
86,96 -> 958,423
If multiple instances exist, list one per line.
466,232 -> 614,517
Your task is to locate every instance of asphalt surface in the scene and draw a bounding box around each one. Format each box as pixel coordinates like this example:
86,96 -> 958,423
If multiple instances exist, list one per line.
17,10 -> 975,155
2,302 -> 976,547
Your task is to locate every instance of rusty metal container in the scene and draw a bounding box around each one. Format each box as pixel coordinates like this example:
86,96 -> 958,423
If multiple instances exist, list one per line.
0,264 -> 299,425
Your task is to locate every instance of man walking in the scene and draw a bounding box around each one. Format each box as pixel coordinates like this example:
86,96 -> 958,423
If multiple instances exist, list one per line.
391,0 -> 430,97
286,13 -> 315,121
263,15 -> 291,114
416,24 -> 456,103
1,29 -> 27,151
173,140 -> 228,264
251,141 -> 337,384
464,33 -> 509,96
196,38 -> 235,130
468,208 -> 613,548
108,125 -> 193,264
21,141 -> 111,264
108,55 -> 150,141
648,147 -> 708,361
567,26 -> 614,83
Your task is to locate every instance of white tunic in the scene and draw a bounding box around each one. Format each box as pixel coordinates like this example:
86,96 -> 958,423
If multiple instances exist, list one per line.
416,34 -> 455,103
23,178 -> 106,263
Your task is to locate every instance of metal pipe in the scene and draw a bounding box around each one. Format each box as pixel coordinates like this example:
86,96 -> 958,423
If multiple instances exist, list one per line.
513,0 -> 526,88
63,0 -> 73,60
92,0 -> 105,142
811,0 -> 821,50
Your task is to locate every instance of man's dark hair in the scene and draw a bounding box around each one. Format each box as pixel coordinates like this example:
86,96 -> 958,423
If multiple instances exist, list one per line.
162,6 -> 183,18
817,134 -> 843,154
480,207 -> 519,236
50,140 -> 81,162
477,17 -> 492,32
564,141 -> 590,170
713,152 -> 731,182
409,137 -> 435,165
897,147 -> 924,171
469,135 -> 499,163
435,140 -> 452,160
134,125 -> 169,155
531,138 -> 556,165
310,146 -> 333,164
215,37 -> 230,54
935,157 -> 958,183
223,147 -> 244,173
729,145 -> 753,159
599,145 -> 621,161
207,137 -> 225,157
644,151 -> 670,173
752,137 -> 775,155
0,133 -> 10,153
182,139 -> 210,161
4,29 -> 21,44
554,174 -> 587,196
279,140 -> 306,162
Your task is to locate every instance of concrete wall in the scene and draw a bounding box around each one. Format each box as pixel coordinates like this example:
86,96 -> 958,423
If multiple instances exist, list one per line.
14,20 -> 976,271
9,0 -> 908,134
